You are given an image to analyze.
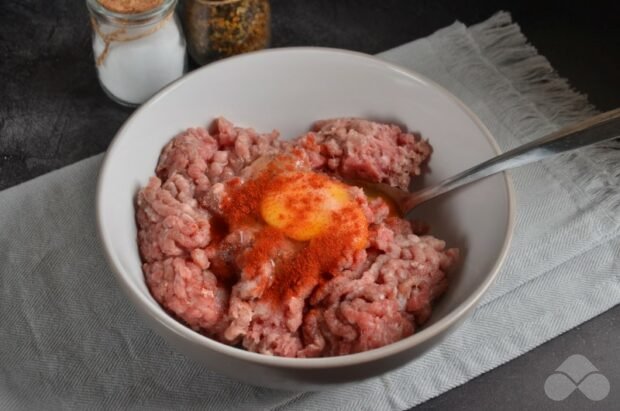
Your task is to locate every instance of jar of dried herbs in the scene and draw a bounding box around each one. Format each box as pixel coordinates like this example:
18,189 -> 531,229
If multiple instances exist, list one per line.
182,0 -> 270,65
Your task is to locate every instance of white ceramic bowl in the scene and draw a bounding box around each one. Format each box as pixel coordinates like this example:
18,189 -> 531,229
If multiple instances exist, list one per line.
97,47 -> 514,390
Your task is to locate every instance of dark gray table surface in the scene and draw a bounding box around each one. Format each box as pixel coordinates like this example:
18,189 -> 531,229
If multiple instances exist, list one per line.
1,0 -> 618,409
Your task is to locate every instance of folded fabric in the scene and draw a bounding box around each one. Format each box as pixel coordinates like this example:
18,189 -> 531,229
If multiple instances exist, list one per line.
1,11 -> 618,410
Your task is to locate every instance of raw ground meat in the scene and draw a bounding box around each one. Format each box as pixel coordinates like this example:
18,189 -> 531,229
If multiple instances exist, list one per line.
294,118 -> 432,189
136,117 -> 458,357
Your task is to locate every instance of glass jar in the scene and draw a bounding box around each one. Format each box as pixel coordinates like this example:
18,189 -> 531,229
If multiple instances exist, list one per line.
183,0 -> 270,65
86,0 -> 187,106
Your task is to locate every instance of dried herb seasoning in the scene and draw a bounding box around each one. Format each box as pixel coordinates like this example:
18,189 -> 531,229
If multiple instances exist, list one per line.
183,0 -> 270,65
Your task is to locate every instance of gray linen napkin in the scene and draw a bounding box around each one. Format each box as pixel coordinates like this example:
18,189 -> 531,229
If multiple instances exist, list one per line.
1,12 -> 618,410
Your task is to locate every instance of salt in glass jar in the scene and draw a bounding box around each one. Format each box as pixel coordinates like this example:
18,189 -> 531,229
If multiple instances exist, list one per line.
86,0 -> 187,106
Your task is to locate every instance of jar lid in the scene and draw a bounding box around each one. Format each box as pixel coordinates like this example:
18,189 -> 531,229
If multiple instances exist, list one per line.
98,0 -> 164,14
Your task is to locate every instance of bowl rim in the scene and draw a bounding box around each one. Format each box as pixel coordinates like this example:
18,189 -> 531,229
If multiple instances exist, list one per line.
96,46 -> 516,369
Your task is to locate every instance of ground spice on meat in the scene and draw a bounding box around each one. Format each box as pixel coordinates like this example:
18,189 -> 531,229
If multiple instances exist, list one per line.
261,204 -> 368,304
221,169 -> 276,227
221,157 -> 368,304
237,227 -> 286,279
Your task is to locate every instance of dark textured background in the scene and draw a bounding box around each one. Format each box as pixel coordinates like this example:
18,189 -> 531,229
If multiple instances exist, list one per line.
1,0 -> 618,409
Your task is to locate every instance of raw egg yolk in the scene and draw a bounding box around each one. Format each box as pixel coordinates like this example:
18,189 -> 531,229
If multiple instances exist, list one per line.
260,172 -> 366,246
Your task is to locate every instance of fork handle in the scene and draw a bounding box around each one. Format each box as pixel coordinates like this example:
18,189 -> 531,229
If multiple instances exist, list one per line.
404,108 -> 620,212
